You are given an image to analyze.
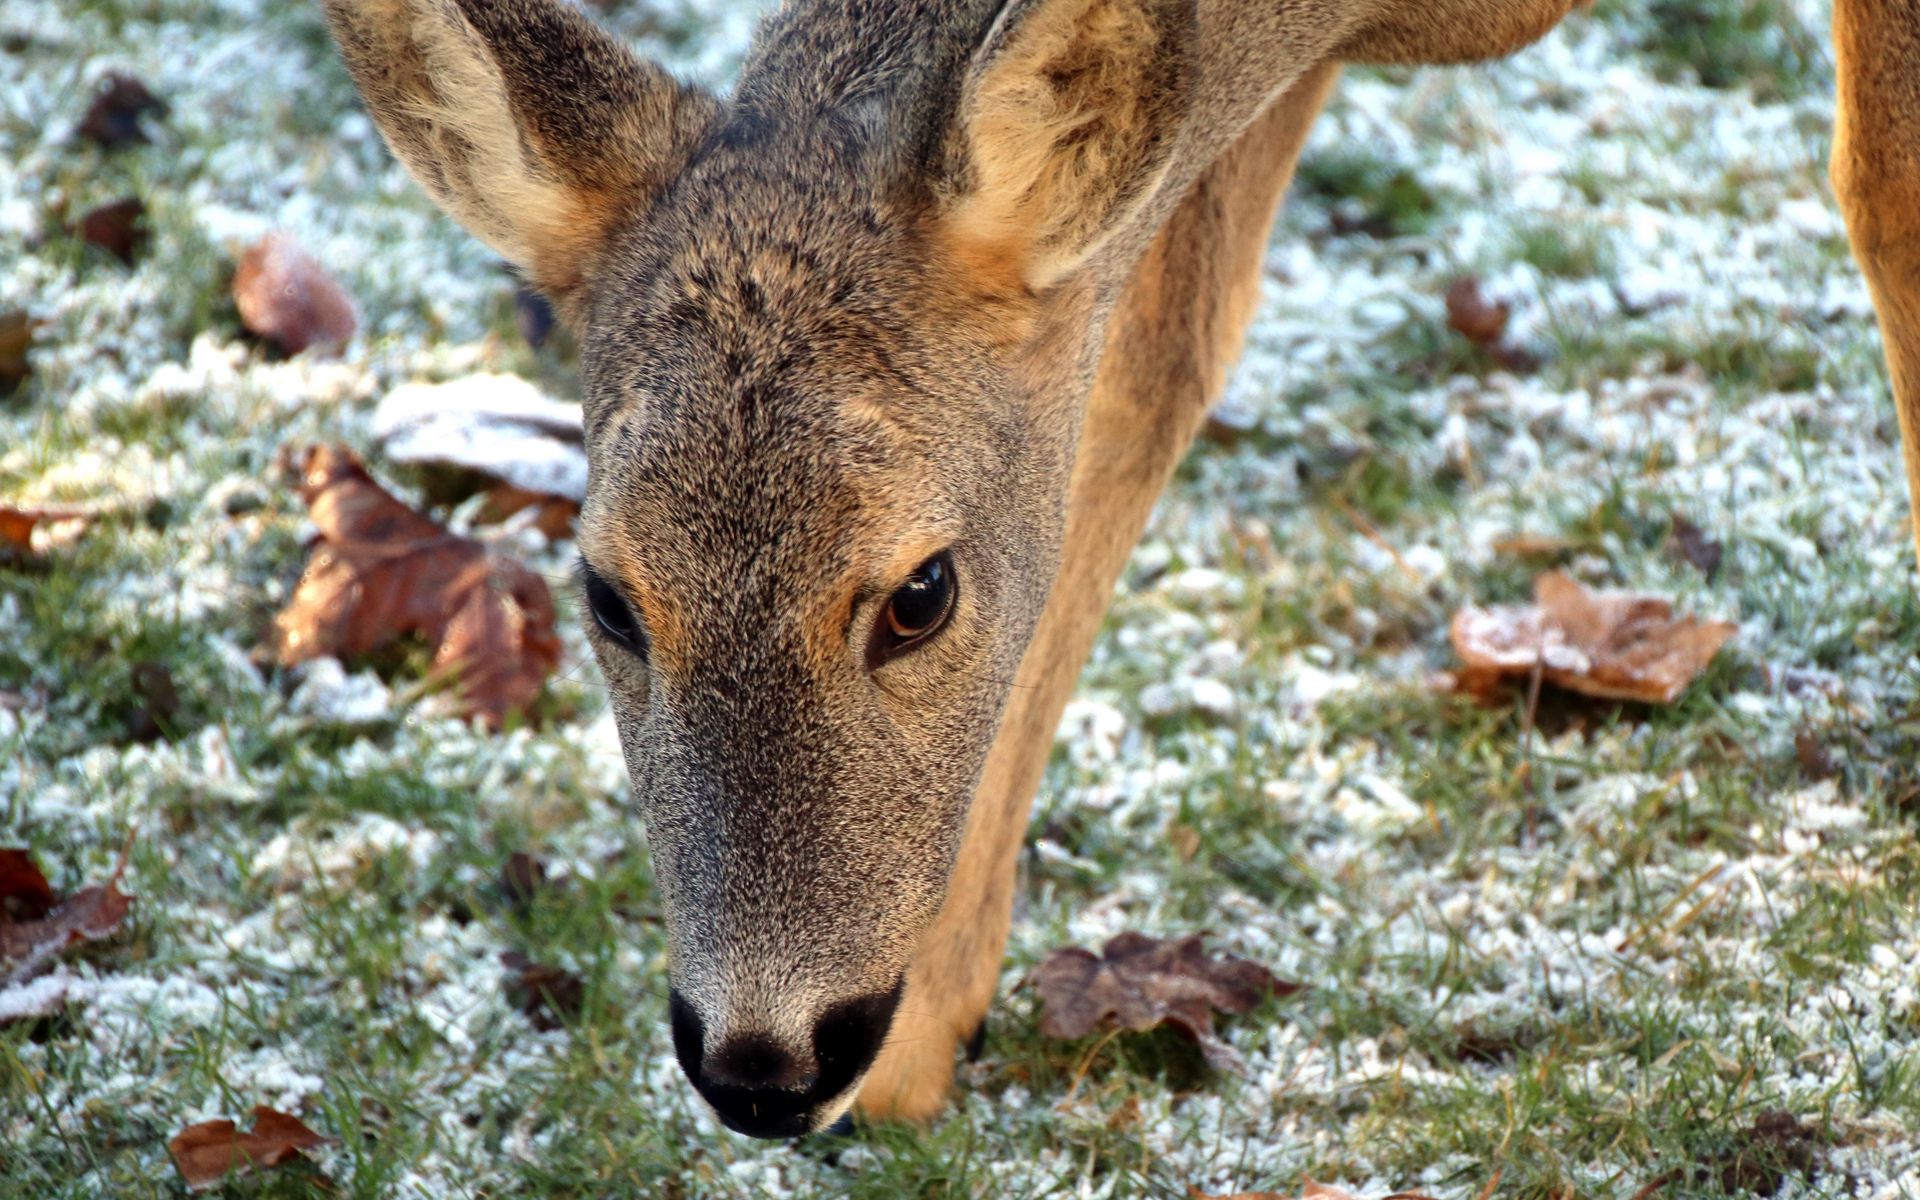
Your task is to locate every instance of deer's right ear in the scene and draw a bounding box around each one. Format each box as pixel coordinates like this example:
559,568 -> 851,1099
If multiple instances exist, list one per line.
938,0 -> 1197,293
325,0 -> 715,319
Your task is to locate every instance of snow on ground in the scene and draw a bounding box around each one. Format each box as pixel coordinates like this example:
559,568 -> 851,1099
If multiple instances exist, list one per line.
4,0 -> 1918,1196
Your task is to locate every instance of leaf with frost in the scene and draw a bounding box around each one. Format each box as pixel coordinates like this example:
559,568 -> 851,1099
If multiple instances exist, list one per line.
1193,1182 -> 1429,1200
169,1106 -> 333,1192
0,505 -> 91,556
77,72 -> 167,147
0,846 -> 133,984
233,232 -> 358,354
1031,932 -> 1297,1073
0,849 -> 56,917
371,374 -> 587,502
1449,570 -> 1736,704
271,444 -> 562,729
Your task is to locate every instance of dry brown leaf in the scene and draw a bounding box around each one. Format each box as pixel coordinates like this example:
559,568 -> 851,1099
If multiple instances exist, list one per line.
1445,277 -> 1510,347
77,72 -> 167,147
480,484 -> 578,540
169,1106 -> 333,1192
73,197 -> 147,265
234,233 -> 358,354
1,310 -> 39,393
1668,514 -> 1723,579
501,950 -> 585,1031
1192,1183 -> 1423,1200
0,849 -> 57,919
1490,532 -> 1571,559
272,445 -> 561,728
1444,277 -> 1538,371
1449,571 -> 1735,705
0,845 -> 134,984
1032,932 -> 1298,1073
0,504 -> 92,556
1794,727 -> 1836,782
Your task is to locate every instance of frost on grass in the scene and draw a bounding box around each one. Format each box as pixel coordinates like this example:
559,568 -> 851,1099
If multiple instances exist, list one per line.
4,0 -> 1918,1196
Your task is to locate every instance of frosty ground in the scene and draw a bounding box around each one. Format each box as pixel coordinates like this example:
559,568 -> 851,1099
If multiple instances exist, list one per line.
4,0 -> 1919,1197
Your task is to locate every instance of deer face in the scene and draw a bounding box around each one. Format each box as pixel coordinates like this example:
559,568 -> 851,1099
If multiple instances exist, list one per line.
574,150 -> 1070,1135
325,0 -> 1194,1135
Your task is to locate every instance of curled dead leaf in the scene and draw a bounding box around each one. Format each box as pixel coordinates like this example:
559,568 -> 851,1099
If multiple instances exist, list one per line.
479,484 -> 578,540
73,197 -> 147,265
501,950 -> 584,1031
1,309 -> 39,394
0,849 -> 57,919
371,374 -> 586,503
1031,932 -> 1298,1073
1444,277 -> 1538,372
77,72 -> 167,147
1445,277 -> 1510,347
0,844 -> 134,985
1192,1183 -> 1433,1200
1668,514 -> 1723,579
0,505 -> 92,556
272,445 -> 561,728
168,1106 -> 333,1192
1449,570 -> 1735,705
233,233 -> 358,354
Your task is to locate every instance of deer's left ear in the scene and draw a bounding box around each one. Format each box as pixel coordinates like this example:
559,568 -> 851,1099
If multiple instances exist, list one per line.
325,0 -> 718,321
939,0 -> 1197,292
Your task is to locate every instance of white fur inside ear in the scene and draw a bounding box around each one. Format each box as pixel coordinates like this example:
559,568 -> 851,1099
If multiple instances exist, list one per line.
396,0 -> 597,280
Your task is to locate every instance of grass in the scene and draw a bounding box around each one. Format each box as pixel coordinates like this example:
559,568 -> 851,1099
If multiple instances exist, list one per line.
6,0 -> 1920,1197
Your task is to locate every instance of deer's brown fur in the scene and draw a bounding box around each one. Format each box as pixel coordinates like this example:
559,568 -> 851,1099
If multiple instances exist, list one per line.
324,0 -> 1920,1134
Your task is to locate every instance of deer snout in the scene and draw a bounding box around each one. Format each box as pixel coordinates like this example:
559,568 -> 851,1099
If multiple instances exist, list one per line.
668,979 -> 903,1138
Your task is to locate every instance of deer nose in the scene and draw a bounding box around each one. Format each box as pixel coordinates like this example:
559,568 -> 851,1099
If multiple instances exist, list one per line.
668,980 -> 904,1139
703,1031 -> 817,1092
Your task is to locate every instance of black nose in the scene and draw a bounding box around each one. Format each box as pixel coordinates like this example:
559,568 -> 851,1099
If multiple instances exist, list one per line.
669,980 -> 903,1139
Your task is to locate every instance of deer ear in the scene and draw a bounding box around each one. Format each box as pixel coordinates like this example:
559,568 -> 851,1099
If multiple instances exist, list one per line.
325,0 -> 716,318
941,0 -> 1196,292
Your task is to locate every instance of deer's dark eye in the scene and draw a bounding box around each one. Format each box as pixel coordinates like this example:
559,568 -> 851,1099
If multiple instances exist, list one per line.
871,552 -> 955,668
580,562 -> 645,654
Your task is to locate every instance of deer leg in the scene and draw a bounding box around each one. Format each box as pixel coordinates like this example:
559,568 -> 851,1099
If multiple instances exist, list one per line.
854,60 -> 1344,1125
1832,0 -> 1920,567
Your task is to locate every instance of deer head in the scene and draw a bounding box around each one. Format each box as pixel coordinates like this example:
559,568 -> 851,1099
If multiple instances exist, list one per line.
325,0 -> 1198,1136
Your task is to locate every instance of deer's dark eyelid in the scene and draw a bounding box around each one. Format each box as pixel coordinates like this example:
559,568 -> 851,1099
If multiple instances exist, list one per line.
576,558 -> 647,655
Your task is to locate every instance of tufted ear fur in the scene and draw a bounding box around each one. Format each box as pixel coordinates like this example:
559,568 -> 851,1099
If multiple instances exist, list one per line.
324,0 -> 717,319
941,0 -> 1197,292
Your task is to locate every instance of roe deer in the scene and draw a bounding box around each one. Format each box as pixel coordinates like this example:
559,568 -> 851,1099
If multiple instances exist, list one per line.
323,0 -> 1920,1138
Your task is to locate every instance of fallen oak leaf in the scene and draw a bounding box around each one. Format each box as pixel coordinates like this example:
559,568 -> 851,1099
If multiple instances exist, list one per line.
272,445 -> 561,728
1449,570 -> 1735,706
1444,277 -> 1538,372
168,1105 -> 333,1192
77,72 -> 167,147
234,233 -> 358,354
479,483 -> 578,540
1191,1184 -> 1435,1200
1668,513 -> 1723,579
371,374 -> 586,503
0,504 -> 92,555
1445,277 -> 1509,347
0,842 -> 134,985
72,197 -> 147,266
0,849 -> 57,919
501,950 -> 584,1031
1,309 -> 41,394
1032,932 -> 1298,1073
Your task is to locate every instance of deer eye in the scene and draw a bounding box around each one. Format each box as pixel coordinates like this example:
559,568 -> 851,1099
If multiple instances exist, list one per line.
870,552 -> 956,668
579,561 -> 645,654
